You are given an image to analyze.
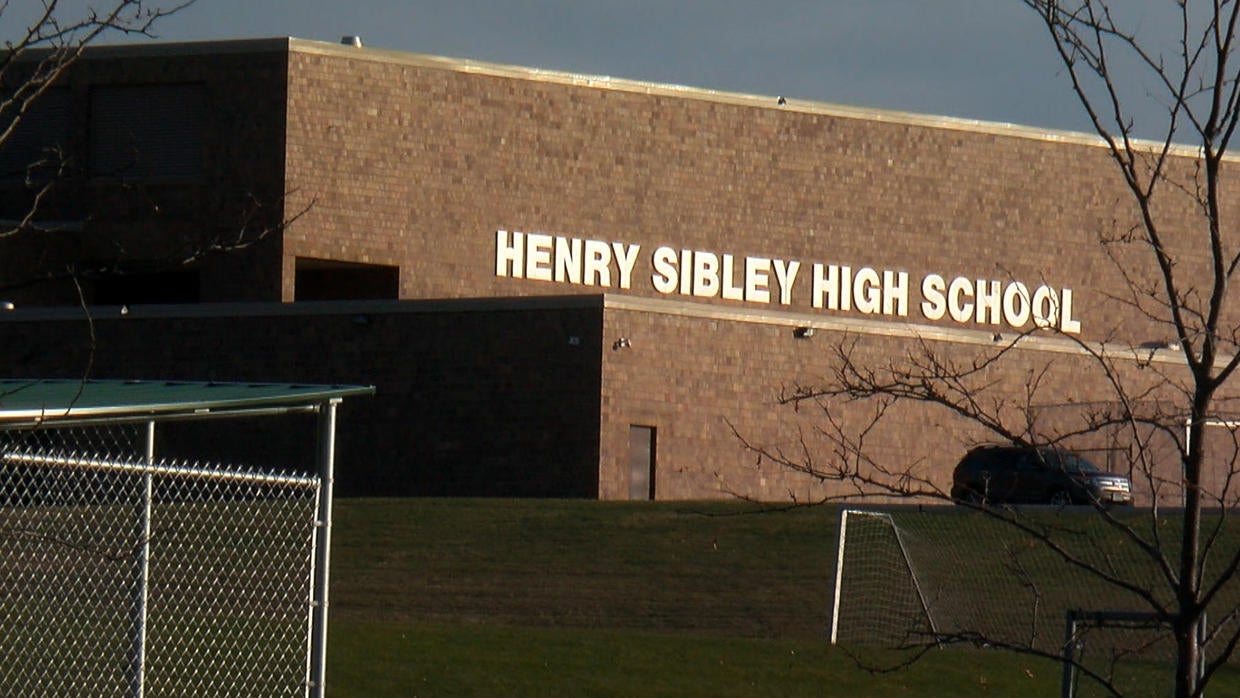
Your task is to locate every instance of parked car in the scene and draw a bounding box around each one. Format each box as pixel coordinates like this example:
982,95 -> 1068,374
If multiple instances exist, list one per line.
951,445 -> 1133,506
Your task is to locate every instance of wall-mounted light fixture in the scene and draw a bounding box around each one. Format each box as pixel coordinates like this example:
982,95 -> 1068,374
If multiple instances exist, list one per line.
1136,339 -> 1181,368
792,326 -> 815,339
1,301 -> 14,312
612,337 -> 632,350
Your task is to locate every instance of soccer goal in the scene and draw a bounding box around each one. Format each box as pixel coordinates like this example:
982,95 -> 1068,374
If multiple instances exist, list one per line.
1061,610 -> 1203,698
828,507 -> 1179,653
828,508 -> 938,646
1184,417 -> 1240,507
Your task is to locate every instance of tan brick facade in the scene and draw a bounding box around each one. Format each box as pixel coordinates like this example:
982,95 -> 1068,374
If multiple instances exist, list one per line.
1,38 -> 1231,501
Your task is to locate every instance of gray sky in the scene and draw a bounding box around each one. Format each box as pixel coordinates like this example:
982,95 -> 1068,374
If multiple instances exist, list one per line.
13,0 -> 1180,137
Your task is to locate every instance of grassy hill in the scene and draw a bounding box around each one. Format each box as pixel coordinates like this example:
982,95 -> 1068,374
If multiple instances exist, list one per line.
324,498 -> 1237,697
329,499 -> 833,639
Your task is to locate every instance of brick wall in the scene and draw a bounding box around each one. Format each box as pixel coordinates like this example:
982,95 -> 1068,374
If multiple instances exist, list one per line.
596,300 -> 1188,505
281,40 -> 1235,347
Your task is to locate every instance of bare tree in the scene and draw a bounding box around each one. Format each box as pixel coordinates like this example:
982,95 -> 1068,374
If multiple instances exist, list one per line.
741,2 -> 1240,696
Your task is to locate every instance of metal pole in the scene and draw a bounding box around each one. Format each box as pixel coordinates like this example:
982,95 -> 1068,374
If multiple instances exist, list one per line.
1199,611 -> 1207,697
1184,418 -> 1192,509
888,513 -> 939,643
828,508 -> 849,644
309,399 -> 339,698
1061,611 -> 1079,698
129,420 -> 155,698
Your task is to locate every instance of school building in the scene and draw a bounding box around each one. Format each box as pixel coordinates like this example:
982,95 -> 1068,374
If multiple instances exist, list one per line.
0,37 -> 1224,501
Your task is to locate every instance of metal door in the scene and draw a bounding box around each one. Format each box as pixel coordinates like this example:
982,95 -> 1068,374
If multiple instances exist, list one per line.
628,425 -> 656,500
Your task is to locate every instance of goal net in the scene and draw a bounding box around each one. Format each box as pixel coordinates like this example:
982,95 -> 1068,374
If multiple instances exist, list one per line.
828,509 -> 936,647
827,507 -> 1181,660
1061,610 -> 1199,698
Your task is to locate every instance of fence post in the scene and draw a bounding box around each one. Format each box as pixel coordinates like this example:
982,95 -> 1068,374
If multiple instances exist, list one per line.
309,399 -> 339,698
129,420 -> 156,698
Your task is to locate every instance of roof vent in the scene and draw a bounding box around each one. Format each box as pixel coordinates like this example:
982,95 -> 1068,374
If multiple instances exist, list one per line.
341,35 -> 363,48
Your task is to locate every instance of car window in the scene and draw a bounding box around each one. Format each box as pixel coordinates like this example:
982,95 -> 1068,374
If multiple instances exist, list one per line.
1061,454 -> 1098,473
967,452 -> 999,470
989,452 -> 1016,470
1033,449 -> 1060,469
1014,452 -> 1037,469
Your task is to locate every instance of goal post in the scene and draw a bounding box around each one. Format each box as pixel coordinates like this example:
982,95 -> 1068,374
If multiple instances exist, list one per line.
829,508 -> 938,645
1183,416 -> 1240,507
826,505 -> 1204,694
1060,610 -> 1204,698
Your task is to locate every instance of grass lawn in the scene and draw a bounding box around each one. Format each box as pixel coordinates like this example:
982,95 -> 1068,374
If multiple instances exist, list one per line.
328,620 -> 1063,697
324,498 -> 1240,697
328,498 -> 834,639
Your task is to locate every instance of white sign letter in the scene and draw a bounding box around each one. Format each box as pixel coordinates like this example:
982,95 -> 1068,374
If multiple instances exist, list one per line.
948,276 -> 974,323
692,251 -> 720,297
883,270 -> 909,317
496,230 -> 524,278
773,260 -> 800,305
612,242 -> 640,290
921,274 -> 946,320
744,257 -> 771,304
554,237 -> 582,284
1060,288 -> 1080,334
721,254 -> 744,301
854,267 -> 882,315
975,279 -> 1002,325
1032,285 -> 1058,329
584,239 -> 612,287
812,264 -> 850,310
526,233 -> 554,282
1002,282 -> 1031,328
651,246 -> 678,294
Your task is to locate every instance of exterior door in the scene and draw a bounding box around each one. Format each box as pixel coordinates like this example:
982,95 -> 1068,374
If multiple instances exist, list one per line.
628,425 -> 656,500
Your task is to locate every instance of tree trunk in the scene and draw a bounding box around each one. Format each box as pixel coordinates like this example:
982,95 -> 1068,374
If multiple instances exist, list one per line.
1174,618 -> 1200,698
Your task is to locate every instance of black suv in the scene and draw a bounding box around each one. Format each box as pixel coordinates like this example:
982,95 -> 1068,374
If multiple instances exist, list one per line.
951,445 -> 1133,506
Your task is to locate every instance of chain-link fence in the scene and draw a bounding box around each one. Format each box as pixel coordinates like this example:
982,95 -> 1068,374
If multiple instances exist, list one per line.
0,421 -> 322,697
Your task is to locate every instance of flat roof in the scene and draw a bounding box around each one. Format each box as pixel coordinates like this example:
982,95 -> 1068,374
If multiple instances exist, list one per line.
0,379 -> 374,425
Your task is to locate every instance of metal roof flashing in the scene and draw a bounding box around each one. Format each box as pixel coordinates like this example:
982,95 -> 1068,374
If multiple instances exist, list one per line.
0,379 -> 375,427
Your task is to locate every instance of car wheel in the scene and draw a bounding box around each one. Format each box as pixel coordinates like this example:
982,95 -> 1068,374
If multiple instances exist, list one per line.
1049,490 -> 1073,506
964,489 -> 986,507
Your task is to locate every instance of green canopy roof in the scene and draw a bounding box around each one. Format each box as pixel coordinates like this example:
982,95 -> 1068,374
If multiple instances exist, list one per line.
0,379 -> 374,425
